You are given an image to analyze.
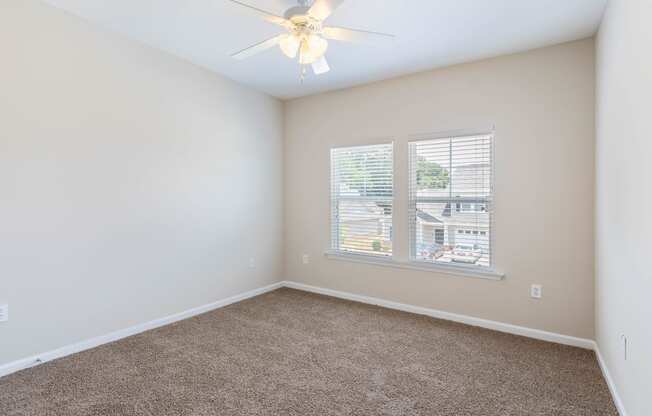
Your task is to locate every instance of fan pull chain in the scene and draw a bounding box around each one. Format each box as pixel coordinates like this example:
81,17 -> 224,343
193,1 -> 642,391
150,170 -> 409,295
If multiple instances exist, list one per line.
299,37 -> 307,83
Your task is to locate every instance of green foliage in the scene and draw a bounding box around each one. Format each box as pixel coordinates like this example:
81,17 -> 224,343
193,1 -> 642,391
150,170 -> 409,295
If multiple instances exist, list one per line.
339,148 -> 392,197
372,240 -> 382,252
416,157 -> 449,190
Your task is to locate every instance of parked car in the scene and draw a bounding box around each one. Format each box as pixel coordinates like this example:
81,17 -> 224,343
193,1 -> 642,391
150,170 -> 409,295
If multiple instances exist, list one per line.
416,242 -> 444,260
451,244 -> 482,264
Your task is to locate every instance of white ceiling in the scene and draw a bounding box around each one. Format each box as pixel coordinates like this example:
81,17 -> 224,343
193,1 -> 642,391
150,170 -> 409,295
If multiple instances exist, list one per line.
42,0 -> 607,99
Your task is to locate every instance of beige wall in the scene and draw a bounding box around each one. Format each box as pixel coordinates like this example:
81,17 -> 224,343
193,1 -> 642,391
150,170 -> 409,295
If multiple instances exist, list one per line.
284,39 -> 596,339
596,1 -> 652,415
0,0 -> 283,366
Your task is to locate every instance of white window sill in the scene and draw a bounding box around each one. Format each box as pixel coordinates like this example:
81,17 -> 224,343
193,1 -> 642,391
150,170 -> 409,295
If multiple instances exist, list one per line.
324,250 -> 505,281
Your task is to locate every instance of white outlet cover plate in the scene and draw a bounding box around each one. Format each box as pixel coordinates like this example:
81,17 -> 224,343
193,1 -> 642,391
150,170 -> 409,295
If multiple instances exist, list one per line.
530,285 -> 543,299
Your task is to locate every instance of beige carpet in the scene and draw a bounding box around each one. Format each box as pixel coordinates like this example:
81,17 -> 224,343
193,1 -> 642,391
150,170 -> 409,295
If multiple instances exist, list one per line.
0,288 -> 617,415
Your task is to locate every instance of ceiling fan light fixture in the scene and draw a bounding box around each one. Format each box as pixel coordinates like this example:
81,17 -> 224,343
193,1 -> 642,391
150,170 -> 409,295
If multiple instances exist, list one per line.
279,34 -> 301,58
229,0 -> 395,78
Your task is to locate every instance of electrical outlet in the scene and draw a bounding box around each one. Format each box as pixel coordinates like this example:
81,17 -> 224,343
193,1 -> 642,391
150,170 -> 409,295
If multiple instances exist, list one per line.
249,258 -> 255,268
530,284 -> 542,299
0,304 -> 8,322
302,254 -> 310,264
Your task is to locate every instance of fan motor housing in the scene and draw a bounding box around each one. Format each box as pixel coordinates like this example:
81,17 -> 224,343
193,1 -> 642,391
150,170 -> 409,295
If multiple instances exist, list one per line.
284,6 -> 310,20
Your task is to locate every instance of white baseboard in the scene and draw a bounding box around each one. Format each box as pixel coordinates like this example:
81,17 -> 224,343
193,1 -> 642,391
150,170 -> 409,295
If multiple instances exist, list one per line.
0,281 -> 283,379
594,345 -> 628,416
282,281 -> 595,350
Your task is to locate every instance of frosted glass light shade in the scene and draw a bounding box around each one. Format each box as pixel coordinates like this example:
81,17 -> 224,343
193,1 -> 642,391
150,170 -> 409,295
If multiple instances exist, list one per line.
279,34 -> 300,58
299,35 -> 328,64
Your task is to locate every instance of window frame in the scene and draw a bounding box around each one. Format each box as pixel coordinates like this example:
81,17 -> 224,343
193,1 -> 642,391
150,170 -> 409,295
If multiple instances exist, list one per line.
407,129 -> 497,274
325,130 -> 503,281
330,141 -> 395,259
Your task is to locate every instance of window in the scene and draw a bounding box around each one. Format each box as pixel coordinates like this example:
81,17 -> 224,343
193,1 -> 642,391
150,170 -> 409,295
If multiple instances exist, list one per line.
434,228 -> 445,245
409,133 -> 493,269
331,143 -> 393,257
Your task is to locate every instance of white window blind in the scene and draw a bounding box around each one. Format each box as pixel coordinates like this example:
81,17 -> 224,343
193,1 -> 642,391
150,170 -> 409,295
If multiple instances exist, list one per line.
409,133 -> 494,269
331,143 -> 393,257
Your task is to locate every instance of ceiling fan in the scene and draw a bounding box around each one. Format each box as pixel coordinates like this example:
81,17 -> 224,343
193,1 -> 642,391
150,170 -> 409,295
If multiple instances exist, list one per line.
228,0 -> 395,79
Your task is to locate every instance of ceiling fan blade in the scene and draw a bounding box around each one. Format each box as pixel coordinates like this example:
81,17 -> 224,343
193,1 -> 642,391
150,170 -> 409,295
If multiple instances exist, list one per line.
312,56 -> 330,75
231,35 -> 284,60
323,26 -> 395,44
226,0 -> 290,27
308,0 -> 346,21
